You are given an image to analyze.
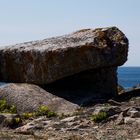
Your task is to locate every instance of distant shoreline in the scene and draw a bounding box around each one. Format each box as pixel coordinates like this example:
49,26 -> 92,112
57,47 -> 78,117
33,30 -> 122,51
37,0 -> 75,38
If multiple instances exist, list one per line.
118,66 -> 140,68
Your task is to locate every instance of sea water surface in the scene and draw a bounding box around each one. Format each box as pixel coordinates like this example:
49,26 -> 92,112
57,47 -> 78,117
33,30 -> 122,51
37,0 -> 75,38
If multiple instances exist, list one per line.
118,67 -> 140,88
0,67 -> 140,89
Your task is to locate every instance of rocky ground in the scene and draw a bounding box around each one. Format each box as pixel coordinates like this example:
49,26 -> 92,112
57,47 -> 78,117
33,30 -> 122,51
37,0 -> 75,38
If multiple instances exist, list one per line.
0,89 -> 140,140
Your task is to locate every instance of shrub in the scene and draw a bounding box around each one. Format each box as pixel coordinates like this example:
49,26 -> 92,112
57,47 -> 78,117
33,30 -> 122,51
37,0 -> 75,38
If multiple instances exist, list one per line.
38,105 -> 56,117
90,111 -> 108,123
0,99 -> 56,119
8,116 -> 22,128
38,105 -> 49,115
46,111 -> 56,118
0,99 -> 17,113
9,105 -> 16,113
0,99 -> 7,112
21,105 -> 57,119
22,112 -> 36,119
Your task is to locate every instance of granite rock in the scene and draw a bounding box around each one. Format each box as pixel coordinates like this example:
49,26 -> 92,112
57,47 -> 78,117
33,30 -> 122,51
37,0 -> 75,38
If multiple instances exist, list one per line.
0,83 -> 79,115
0,27 -> 128,84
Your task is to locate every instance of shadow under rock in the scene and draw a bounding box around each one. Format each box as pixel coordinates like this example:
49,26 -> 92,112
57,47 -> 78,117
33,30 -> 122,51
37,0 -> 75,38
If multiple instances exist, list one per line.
113,88 -> 140,102
41,68 -> 117,106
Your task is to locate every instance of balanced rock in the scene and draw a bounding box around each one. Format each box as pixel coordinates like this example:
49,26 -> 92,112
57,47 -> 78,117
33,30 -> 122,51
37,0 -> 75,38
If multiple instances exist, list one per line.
0,27 -> 128,84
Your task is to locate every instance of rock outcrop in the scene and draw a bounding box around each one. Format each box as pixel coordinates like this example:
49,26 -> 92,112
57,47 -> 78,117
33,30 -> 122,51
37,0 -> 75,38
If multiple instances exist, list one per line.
0,27 -> 128,85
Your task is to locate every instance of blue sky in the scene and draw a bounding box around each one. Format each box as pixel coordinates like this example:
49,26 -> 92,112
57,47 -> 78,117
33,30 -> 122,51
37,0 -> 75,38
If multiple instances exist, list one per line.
0,0 -> 140,66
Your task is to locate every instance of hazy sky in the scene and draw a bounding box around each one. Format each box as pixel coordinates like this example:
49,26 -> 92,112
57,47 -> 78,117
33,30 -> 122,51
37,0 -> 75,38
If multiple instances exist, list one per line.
0,0 -> 140,66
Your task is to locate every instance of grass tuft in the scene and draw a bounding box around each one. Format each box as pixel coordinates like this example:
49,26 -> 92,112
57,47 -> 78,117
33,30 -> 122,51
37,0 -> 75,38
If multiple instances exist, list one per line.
90,111 -> 108,123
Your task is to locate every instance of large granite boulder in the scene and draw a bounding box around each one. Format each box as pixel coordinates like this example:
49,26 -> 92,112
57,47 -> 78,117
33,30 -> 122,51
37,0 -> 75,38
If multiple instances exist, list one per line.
0,27 -> 128,84
0,83 -> 79,115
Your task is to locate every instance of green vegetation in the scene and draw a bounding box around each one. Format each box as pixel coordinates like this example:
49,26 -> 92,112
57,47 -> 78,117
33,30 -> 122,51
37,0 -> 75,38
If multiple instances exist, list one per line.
0,99 -> 56,120
38,105 -> 49,115
21,105 -> 57,119
0,99 -> 16,113
37,105 -> 57,118
14,117 -> 21,124
90,111 -> 108,123
0,99 -> 56,128
22,112 -> 36,119
11,116 -> 22,127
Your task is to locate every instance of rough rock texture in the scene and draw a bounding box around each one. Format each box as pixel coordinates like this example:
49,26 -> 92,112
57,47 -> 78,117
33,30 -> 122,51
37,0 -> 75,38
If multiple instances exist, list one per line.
0,27 -> 128,84
0,83 -> 79,115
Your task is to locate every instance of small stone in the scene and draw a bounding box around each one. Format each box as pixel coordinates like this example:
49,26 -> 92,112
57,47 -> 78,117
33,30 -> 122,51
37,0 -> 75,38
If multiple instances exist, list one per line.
32,116 -> 46,122
42,120 -> 52,126
108,99 -> 122,106
93,126 -> 99,129
124,117 -> 136,124
116,112 -> 124,125
75,124 -> 89,129
124,117 -> 140,124
16,123 -> 35,131
128,110 -> 140,118
47,127 -> 54,130
61,116 -> 78,122
107,114 -> 119,122
67,122 -> 78,126
135,118 -> 140,124
127,107 -> 140,118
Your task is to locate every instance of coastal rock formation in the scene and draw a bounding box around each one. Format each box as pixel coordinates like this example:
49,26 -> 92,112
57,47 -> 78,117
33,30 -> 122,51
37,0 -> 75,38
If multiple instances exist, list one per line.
0,83 -> 79,115
0,27 -> 128,84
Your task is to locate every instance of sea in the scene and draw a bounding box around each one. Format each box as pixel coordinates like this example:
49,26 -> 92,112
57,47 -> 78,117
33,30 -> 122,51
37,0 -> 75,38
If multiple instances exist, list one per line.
0,67 -> 140,89
118,66 -> 140,89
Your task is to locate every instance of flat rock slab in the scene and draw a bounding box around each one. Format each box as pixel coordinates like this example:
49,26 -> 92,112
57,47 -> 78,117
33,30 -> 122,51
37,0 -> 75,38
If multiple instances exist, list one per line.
0,27 -> 128,84
0,83 -> 79,115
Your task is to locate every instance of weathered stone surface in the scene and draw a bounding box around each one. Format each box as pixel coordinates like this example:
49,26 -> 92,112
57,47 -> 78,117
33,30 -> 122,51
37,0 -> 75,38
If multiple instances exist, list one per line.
0,27 -> 128,84
0,83 -> 79,115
